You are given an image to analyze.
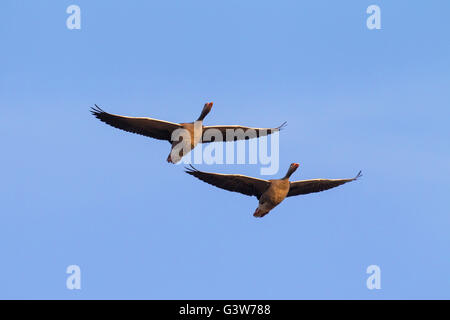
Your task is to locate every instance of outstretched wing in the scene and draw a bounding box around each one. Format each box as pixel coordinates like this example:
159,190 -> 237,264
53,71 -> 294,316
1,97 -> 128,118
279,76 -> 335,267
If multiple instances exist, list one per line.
90,105 -> 182,141
202,122 -> 287,143
185,165 -> 270,199
287,171 -> 362,197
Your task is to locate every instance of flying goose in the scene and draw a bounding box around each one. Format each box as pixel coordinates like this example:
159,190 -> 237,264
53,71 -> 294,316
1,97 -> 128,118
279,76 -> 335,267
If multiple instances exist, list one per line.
185,164 -> 362,218
91,102 -> 286,163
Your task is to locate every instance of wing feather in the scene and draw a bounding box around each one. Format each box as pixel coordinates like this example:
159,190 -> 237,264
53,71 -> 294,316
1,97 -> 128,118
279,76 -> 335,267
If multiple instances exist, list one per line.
90,105 -> 181,141
287,171 -> 362,197
202,122 -> 287,142
185,165 -> 269,199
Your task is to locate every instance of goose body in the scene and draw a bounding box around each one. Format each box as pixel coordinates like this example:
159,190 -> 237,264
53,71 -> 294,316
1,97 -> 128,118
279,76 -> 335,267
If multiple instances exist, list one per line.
185,164 -> 362,218
256,179 -> 291,217
91,102 -> 286,163
170,122 -> 203,163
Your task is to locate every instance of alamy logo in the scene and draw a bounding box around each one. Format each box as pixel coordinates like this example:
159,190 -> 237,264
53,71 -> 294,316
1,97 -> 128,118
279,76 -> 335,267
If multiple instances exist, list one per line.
366,265 -> 381,290
66,265 -> 81,290
366,5 -> 381,30
169,123 -> 281,175
66,5 -> 81,30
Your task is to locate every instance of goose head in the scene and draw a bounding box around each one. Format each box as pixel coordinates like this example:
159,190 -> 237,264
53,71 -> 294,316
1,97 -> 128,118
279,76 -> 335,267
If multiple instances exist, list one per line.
197,102 -> 214,121
284,163 -> 300,179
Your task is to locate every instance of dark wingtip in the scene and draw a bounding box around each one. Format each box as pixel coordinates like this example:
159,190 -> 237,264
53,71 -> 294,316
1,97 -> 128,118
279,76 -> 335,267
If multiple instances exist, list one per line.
90,104 -> 105,116
184,164 -> 199,174
354,170 -> 362,180
277,121 -> 288,131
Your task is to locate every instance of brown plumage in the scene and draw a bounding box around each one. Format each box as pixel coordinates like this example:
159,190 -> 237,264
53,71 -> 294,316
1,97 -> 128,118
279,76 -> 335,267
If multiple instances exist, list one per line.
185,164 -> 362,218
90,102 -> 286,163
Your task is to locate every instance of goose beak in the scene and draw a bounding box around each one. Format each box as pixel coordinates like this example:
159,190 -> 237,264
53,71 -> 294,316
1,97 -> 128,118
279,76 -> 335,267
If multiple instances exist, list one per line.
293,163 -> 299,169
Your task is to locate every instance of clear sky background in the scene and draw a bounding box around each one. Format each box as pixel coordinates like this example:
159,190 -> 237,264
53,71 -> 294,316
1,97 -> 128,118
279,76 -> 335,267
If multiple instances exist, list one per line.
1,0 -> 449,299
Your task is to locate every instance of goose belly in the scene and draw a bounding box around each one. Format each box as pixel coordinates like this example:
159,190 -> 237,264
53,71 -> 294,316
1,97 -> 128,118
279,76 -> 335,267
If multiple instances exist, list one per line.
182,123 -> 202,149
257,201 -> 276,213
191,130 -> 202,148
258,184 -> 289,213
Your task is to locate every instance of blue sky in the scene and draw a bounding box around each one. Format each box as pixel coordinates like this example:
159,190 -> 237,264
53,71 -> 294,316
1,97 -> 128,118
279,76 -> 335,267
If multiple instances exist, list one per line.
1,0 -> 449,299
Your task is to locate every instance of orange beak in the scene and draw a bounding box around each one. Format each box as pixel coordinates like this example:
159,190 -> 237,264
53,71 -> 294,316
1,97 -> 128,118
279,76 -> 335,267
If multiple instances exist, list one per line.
293,163 -> 300,168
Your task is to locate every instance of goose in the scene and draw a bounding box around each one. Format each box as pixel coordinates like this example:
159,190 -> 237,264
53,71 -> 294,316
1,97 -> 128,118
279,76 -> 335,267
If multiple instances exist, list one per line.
91,102 -> 286,163
185,164 -> 362,218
